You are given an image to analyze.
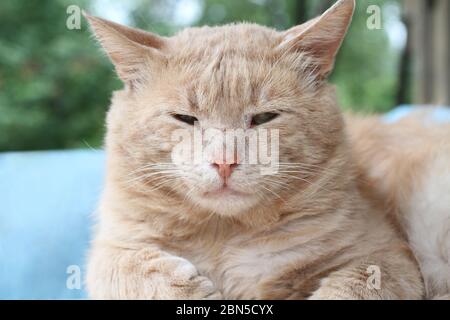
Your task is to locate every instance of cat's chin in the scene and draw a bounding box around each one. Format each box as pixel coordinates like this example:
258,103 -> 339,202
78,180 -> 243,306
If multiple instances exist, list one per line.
203,186 -> 249,198
192,189 -> 260,216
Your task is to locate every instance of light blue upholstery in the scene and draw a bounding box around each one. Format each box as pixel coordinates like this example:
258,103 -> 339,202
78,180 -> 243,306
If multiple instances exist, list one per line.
0,107 -> 449,299
383,105 -> 450,124
0,150 -> 105,299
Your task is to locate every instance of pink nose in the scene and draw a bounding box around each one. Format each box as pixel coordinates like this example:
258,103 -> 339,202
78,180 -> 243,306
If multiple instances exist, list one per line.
212,162 -> 239,180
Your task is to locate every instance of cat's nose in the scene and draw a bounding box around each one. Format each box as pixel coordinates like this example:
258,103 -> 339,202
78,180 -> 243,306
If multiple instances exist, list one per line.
212,162 -> 239,180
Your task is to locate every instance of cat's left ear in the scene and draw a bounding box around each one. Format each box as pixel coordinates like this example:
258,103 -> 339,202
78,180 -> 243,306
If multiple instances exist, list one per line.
279,0 -> 355,78
84,12 -> 167,88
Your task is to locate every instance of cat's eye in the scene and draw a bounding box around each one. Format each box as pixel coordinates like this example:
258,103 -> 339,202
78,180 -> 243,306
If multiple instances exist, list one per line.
172,114 -> 198,126
251,112 -> 279,127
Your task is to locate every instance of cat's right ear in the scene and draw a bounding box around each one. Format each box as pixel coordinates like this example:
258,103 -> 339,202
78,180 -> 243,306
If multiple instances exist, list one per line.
84,12 -> 167,88
278,0 -> 355,78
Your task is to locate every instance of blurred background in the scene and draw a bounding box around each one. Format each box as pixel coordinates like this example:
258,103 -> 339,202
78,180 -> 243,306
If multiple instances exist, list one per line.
0,0 -> 449,299
1,0 -> 449,152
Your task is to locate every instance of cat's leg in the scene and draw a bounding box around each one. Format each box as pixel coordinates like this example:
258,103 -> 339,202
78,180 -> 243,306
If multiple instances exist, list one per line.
308,254 -> 424,300
86,243 -> 222,299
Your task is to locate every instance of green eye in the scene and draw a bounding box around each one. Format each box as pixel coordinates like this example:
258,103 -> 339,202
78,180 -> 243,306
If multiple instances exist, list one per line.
251,112 -> 279,126
172,114 -> 198,126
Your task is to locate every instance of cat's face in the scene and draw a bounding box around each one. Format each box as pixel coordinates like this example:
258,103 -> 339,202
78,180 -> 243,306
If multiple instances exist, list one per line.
88,0 -> 355,216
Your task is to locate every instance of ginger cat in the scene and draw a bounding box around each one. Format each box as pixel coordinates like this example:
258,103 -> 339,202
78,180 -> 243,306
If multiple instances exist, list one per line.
84,0 -> 439,299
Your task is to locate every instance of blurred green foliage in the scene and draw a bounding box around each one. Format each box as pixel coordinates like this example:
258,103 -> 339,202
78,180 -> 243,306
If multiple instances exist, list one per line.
0,0 -> 120,151
0,0 -> 403,151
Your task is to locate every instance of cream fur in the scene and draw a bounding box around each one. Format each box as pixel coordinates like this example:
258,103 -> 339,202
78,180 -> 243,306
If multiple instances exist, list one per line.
347,110 -> 450,299
85,0 -> 429,300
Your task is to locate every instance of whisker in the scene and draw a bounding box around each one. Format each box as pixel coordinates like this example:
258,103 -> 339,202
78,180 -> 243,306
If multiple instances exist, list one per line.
126,163 -> 178,177
275,172 -> 333,193
262,177 -> 292,191
125,170 -> 181,185
260,185 -> 284,202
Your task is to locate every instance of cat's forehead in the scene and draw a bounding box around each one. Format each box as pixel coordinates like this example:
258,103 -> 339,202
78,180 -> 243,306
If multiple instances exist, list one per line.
162,24 -> 291,114
167,24 -> 281,59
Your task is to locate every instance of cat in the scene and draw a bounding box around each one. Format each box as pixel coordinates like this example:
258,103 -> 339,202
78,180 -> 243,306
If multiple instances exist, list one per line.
84,0 -> 435,299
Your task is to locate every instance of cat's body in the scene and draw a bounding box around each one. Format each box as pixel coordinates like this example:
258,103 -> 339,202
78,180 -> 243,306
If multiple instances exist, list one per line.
348,112 -> 450,298
88,146 -> 423,299
85,0 -> 447,299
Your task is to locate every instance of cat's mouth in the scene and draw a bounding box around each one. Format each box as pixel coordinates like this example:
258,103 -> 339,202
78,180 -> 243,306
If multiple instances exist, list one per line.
203,185 -> 248,198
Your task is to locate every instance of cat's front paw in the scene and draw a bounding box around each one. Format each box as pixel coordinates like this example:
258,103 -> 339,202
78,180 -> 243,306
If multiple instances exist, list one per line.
142,254 -> 222,300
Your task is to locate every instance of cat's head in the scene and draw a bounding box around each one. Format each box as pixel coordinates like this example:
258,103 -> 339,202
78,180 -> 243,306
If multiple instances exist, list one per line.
87,0 -> 355,217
